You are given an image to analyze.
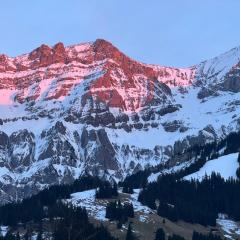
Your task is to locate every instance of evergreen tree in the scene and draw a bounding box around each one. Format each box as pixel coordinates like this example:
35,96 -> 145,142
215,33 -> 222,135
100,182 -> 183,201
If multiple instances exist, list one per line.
36,232 -> 42,240
155,228 -> 165,240
16,233 -> 20,240
4,232 -> 16,240
105,200 -> 135,224
125,223 -> 136,240
121,170 -> 150,189
192,231 -> 222,240
117,221 -> 122,229
168,234 -> 185,240
105,201 -> 117,220
117,199 -> 122,208
157,202 -> 178,222
126,203 -> 134,218
236,167 -> 240,179
24,231 -> 30,240
96,182 -> 119,199
94,224 -> 117,240
123,185 -> 134,194
113,183 -> 118,196
36,221 -> 43,240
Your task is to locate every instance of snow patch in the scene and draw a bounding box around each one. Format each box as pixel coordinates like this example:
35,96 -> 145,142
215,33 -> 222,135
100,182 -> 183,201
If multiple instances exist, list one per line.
217,214 -> 240,239
69,190 -> 107,221
184,153 -> 239,181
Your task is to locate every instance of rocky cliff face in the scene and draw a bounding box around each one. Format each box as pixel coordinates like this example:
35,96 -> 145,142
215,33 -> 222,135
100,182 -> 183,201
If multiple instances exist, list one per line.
0,39 -> 240,203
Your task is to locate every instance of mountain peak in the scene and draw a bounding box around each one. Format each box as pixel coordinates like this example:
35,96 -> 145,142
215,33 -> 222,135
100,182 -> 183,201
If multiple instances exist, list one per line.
92,38 -> 127,63
0,39 -> 195,110
28,42 -> 67,68
0,40 -> 240,112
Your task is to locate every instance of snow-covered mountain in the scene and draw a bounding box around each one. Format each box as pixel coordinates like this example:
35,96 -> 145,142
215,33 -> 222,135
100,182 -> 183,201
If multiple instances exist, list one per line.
0,39 -> 240,203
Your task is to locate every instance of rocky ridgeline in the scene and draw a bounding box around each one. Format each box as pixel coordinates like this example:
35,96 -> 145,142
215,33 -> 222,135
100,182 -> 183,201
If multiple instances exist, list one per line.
0,40 -> 240,203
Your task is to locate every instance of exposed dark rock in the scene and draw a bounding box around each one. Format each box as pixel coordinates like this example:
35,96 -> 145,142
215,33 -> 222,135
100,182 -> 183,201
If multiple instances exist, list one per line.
162,120 -> 183,132
179,126 -> 189,132
0,131 -> 8,147
222,74 -> 240,92
120,123 -> 132,132
133,123 -> 143,129
29,42 -> 67,68
81,127 -> 89,148
131,113 -> 140,122
141,109 -> 154,122
197,86 -> 219,99
158,105 -> 180,116
55,121 -> 66,135
89,129 -> 97,141
116,113 -> 129,123
9,130 -> 35,170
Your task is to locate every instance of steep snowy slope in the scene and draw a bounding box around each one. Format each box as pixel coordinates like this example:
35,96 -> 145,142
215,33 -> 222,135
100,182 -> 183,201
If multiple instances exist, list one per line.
0,39 -> 240,203
184,153 -> 239,181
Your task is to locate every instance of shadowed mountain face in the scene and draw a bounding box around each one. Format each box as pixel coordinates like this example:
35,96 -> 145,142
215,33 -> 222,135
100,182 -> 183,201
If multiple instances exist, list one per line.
0,39 -> 240,204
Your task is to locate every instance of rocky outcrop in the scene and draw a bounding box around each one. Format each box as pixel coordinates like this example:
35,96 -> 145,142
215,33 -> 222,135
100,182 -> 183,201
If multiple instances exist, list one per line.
222,64 -> 240,92
81,128 -> 119,174
9,130 -> 35,170
29,42 -> 68,68
0,131 -> 8,167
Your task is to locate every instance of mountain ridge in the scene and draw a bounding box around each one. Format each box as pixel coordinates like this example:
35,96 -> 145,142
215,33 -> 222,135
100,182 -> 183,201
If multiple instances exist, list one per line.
0,39 -> 240,204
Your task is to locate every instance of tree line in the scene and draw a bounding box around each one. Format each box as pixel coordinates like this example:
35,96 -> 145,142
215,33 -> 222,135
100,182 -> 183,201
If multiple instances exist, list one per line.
0,203 -> 116,240
237,153 -> 240,179
154,227 -> 222,240
0,176 -> 117,240
0,175 -> 110,226
138,173 -> 240,226
121,129 -> 240,190
105,200 -> 134,228
95,182 -> 118,199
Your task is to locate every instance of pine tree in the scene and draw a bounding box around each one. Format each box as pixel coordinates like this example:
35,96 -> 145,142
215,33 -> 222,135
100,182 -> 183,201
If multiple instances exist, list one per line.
127,203 -> 134,218
36,221 -> 43,240
36,232 -> 42,240
192,231 -> 222,240
4,232 -> 16,240
236,167 -> 240,179
117,221 -> 122,229
168,234 -> 185,240
106,201 -> 134,224
113,182 -> 118,197
125,223 -> 135,240
155,228 -> 165,240
117,199 -> 122,208
96,182 -> 118,199
16,232 -> 20,240
24,231 -> 30,240
123,185 -> 134,194
105,201 -> 117,220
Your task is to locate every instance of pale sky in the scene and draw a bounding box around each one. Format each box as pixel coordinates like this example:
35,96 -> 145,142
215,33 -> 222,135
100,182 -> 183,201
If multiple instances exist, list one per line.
0,0 -> 240,67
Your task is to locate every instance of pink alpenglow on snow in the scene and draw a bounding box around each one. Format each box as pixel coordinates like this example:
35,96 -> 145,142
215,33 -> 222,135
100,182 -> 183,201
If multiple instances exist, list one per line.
0,39 -> 196,112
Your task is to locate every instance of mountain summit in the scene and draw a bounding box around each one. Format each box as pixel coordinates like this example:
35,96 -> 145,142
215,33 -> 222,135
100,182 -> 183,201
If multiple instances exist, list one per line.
0,39 -> 240,203
0,39 -> 194,111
